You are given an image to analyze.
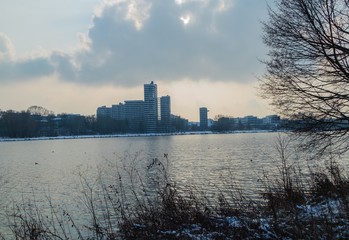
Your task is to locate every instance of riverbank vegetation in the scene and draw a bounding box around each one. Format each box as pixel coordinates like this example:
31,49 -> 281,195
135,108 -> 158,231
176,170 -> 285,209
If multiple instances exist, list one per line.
4,136 -> 349,239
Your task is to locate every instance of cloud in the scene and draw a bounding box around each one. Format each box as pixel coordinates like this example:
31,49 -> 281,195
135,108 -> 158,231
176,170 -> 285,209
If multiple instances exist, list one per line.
0,58 -> 54,82
0,33 -> 16,61
0,0 -> 269,86
0,33 -> 54,82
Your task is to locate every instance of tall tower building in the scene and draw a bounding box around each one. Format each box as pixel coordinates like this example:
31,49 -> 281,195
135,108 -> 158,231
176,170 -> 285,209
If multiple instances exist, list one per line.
199,107 -> 208,130
144,81 -> 158,133
160,95 -> 171,132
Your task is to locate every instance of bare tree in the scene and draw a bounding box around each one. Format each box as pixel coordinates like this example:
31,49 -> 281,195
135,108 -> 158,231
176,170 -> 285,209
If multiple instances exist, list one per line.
27,106 -> 54,116
261,0 -> 349,155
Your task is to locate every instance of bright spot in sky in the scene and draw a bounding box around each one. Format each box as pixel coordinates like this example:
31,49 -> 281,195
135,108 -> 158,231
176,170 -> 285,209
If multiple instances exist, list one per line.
180,15 -> 191,25
175,0 -> 185,5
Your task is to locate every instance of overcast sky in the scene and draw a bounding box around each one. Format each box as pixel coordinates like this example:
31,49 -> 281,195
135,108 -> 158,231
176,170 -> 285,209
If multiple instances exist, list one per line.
0,0 -> 273,121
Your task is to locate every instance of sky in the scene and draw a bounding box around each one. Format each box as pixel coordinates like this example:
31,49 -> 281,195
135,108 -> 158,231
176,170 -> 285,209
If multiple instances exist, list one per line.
0,0 -> 274,121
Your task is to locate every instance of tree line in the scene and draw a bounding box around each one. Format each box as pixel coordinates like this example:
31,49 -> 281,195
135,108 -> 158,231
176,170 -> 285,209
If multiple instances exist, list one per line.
0,106 -> 125,138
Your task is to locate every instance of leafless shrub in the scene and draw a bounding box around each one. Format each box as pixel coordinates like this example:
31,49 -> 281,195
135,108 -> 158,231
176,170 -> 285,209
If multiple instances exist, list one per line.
7,195 -> 83,240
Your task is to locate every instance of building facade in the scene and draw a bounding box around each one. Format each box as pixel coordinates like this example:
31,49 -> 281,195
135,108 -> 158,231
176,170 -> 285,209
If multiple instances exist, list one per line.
199,107 -> 208,130
144,81 -> 158,133
96,106 -> 112,119
160,95 -> 171,132
124,100 -> 144,132
111,103 -> 125,120
97,81 -> 175,133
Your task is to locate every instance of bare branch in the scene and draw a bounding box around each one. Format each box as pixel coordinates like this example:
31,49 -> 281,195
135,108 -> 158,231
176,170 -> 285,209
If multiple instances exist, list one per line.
261,0 -> 349,155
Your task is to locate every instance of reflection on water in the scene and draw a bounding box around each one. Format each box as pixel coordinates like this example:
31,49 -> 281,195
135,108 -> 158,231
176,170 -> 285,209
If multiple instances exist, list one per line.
0,132 -> 348,235
0,133 -> 301,196
0,133 -> 277,208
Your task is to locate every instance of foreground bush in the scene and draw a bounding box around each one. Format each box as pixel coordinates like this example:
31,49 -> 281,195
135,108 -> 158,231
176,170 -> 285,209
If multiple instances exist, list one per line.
117,137 -> 349,239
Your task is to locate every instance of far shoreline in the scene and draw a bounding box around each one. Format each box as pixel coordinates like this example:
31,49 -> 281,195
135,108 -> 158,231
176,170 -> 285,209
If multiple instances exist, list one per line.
0,130 -> 282,142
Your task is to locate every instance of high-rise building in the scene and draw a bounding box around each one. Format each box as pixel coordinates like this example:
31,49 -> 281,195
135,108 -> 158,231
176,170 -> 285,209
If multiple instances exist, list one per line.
124,100 -> 144,132
144,81 -> 158,133
199,107 -> 208,130
160,95 -> 171,132
96,106 -> 112,119
111,103 -> 125,120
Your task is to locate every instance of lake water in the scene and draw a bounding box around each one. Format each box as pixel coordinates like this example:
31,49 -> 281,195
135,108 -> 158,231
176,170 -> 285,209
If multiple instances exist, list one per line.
0,132 -> 347,236
0,132 -> 277,202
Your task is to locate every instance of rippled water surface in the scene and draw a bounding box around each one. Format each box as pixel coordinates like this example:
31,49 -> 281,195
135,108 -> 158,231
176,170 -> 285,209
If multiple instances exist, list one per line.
0,133 -> 282,209
1,132 -> 347,236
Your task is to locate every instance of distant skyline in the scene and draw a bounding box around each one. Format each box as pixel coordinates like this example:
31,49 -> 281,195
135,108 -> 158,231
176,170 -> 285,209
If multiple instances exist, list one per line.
0,0 -> 274,121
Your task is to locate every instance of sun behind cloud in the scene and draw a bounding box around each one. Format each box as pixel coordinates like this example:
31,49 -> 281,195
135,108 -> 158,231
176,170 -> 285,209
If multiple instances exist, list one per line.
0,0 -> 269,87
180,15 -> 191,25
